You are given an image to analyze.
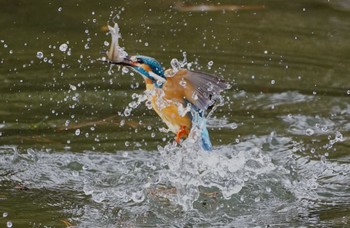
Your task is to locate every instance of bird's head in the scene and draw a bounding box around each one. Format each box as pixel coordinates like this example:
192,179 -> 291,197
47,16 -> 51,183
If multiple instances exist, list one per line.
119,55 -> 166,86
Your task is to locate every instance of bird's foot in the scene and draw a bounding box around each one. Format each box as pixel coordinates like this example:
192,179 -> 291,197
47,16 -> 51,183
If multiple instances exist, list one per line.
175,126 -> 189,143
61,219 -> 75,227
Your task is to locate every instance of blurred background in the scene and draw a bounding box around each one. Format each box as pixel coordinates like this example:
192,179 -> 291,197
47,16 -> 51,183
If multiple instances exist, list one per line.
0,0 -> 349,227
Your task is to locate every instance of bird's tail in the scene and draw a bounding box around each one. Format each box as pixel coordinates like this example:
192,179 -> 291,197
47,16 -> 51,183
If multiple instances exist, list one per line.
201,124 -> 212,151
192,112 -> 212,151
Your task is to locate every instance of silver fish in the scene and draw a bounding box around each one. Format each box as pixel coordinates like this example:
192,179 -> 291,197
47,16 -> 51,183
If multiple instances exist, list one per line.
106,22 -> 128,63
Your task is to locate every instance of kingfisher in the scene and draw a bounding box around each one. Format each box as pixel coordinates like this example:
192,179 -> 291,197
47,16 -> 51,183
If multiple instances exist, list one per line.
104,23 -> 228,151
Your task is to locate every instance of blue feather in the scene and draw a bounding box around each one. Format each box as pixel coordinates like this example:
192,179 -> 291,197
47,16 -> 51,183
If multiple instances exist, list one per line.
200,121 -> 212,151
191,110 -> 212,151
134,55 -> 165,77
131,55 -> 166,88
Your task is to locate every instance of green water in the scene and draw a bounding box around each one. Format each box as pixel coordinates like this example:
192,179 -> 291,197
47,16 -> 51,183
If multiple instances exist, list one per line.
0,0 -> 349,227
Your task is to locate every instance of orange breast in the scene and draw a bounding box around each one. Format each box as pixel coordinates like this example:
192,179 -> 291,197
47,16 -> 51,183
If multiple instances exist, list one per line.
146,82 -> 191,134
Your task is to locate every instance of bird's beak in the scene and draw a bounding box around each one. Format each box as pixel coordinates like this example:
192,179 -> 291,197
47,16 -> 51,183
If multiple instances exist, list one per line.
106,56 -> 134,66
119,56 -> 134,66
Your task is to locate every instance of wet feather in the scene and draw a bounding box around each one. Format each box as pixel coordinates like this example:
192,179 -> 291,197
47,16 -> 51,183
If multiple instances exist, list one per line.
164,69 -> 229,111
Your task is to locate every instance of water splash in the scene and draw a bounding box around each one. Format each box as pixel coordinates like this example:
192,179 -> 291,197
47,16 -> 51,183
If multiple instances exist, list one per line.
36,51 -> 44,59
170,51 -> 188,74
153,133 -> 278,211
122,93 -> 148,117
59,43 -> 68,52
1,127 -> 349,226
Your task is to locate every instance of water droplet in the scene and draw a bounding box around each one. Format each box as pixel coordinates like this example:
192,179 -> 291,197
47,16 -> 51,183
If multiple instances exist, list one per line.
59,43 -> 68,52
131,191 -> 145,203
128,101 -> 138,109
6,221 -> 12,228
58,7 -> 63,12
208,60 -> 214,66
144,42 -> 149,46
72,94 -> 79,102
191,92 -> 198,100
271,79 -> 276,85
75,129 -> 80,136
145,100 -> 152,109
36,51 -> 43,59
254,197 -> 261,202
155,80 -> 163,87
69,84 -> 77,91
230,123 -> 238,129
335,131 -> 343,141
170,58 -> 182,72
207,82 -> 214,91
306,128 -> 314,136
3,212 -> 8,218
179,78 -> 187,87
122,67 -> 129,74
104,41 -> 109,46
170,52 -> 187,73
124,108 -> 131,116
266,187 -> 271,193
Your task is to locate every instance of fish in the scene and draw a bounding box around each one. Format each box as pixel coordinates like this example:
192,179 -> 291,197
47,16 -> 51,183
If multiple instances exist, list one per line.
106,22 -> 128,63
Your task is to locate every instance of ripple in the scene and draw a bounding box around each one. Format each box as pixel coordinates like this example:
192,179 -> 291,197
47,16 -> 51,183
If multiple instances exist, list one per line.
281,114 -> 338,136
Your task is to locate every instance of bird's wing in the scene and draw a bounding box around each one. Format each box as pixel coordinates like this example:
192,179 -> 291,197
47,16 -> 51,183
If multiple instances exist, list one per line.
163,69 -> 229,111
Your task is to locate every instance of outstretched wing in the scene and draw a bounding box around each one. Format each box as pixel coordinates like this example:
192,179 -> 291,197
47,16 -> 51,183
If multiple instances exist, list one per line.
163,69 -> 229,111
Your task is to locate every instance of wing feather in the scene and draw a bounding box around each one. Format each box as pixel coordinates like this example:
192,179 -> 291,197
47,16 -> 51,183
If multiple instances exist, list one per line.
163,69 -> 229,111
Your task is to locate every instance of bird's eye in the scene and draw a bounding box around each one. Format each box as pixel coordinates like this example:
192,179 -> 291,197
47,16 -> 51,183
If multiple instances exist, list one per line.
136,58 -> 144,64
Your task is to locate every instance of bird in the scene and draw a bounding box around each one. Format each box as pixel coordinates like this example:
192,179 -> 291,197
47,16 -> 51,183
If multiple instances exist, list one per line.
104,22 -> 228,150
112,55 -> 228,151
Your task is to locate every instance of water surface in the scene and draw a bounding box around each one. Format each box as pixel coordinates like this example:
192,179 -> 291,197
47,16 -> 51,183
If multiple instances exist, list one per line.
0,0 -> 349,227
